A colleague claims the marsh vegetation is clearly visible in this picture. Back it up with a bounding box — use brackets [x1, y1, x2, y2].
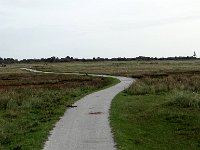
[0, 73, 115, 149]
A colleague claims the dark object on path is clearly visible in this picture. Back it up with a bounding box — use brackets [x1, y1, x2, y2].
[89, 112, 103, 115]
[85, 73, 88, 76]
[67, 105, 77, 108]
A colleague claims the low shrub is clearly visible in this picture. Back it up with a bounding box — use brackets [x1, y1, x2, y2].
[0, 97, 10, 110]
[126, 74, 200, 95]
[167, 91, 200, 108]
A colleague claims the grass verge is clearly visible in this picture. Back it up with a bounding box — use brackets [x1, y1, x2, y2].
[111, 74, 200, 150]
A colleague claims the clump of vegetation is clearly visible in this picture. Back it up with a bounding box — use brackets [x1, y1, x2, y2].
[126, 74, 200, 95]
[126, 73, 200, 109]
[126, 79, 168, 95]
[0, 73, 115, 150]
[167, 91, 200, 108]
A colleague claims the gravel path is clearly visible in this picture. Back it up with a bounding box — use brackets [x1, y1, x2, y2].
[21, 68, 133, 150]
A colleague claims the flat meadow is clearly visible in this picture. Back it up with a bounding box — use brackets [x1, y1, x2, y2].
[1, 60, 200, 149]
[28, 60, 200, 77]
[111, 74, 200, 149]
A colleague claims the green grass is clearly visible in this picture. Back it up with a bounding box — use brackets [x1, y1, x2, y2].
[111, 74, 200, 150]
[0, 73, 118, 150]
[111, 92, 200, 150]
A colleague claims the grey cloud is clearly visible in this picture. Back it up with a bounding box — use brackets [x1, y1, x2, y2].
[108, 15, 200, 31]
[0, 0, 200, 59]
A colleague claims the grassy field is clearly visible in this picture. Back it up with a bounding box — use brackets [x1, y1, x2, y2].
[0, 72, 117, 150]
[28, 60, 200, 78]
[1, 60, 200, 149]
[111, 73, 200, 150]
[0, 64, 30, 74]
[3, 60, 200, 76]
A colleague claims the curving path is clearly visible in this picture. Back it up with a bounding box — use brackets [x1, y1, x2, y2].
[21, 68, 133, 150]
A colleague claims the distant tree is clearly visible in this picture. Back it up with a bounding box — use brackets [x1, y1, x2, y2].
[0, 57, 3, 63]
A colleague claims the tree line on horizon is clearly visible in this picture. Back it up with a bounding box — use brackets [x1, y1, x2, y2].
[0, 55, 198, 65]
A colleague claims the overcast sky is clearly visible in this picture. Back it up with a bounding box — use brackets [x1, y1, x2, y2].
[0, 0, 200, 59]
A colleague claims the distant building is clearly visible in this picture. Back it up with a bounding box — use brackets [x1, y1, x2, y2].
[193, 51, 197, 57]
